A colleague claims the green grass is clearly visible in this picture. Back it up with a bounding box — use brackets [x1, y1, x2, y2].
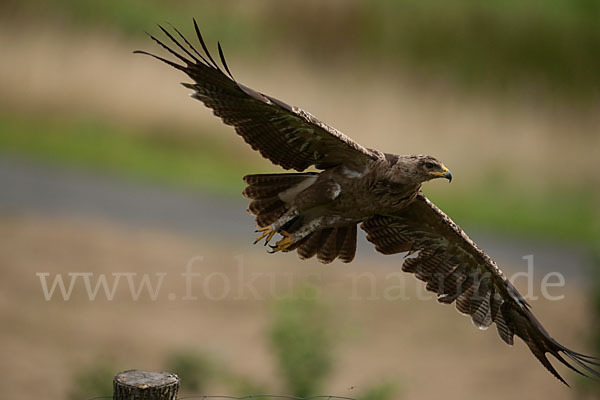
[0, 113, 268, 195]
[428, 185, 599, 246]
[1, 112, 598, 245]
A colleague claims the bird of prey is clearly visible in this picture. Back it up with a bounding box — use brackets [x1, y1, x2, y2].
[136, 20, 599, 385]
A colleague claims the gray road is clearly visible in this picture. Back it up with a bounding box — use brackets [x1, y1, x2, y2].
[0, 155, 593, 280]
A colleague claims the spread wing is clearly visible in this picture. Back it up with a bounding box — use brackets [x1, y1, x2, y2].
[135, 21, 380, 172]
[361, 193, 600, 385]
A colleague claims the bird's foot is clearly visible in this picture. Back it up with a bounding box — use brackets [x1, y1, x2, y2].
[254, 225, 277, 245]
[268, 231, 293, 253]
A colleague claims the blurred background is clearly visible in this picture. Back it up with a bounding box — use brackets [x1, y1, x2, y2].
[0, 1, 599, 399]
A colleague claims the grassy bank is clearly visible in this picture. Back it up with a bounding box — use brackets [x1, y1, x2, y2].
[0, 113, 269, 195]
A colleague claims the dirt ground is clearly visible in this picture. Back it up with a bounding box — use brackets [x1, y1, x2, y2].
[0, 213, 593, 399]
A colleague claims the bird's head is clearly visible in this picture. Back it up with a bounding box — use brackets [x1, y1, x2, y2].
[392, 155, 452, 185]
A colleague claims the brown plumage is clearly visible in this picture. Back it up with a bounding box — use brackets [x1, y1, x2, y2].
[137, 21, 600, 385]
[243, 173, 316, 227]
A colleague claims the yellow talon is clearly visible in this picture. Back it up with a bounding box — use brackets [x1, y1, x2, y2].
[269, 231, 293, 253]
[265, 230, 276, 245]
[254, 225, 276, 245]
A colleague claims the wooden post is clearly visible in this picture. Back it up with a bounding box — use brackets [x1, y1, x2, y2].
[113, 370, 180, 400]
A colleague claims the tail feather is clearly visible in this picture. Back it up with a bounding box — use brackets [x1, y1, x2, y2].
[297, 231, 323, 260]
[338, 225, 357, 263]
[243, 173, 316, 228]
[243, 184, 294, 199]
[248, 197, 286, 214]
[252, 198, 287, 227]
[243, 173, 317, 186]
[296, 226, 357, 264]
[284, 233, 309, 253]
[334, 226, 348, 259]
[317, 228, 337, 264]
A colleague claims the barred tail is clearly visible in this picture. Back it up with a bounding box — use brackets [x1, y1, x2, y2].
[292, 225, 357, 264]
[242, 173, 317, 227]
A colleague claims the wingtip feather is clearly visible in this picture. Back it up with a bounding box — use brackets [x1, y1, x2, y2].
[217, 41, 235, 80]
[193, 19, 220, 70]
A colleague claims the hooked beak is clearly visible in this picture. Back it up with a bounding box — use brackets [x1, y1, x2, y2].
[429, 166, 453, 182]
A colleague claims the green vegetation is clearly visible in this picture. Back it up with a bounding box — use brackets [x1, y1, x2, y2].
[360, 382, 398, 400]
[0, 112, 268, 195]
[269, 288, 335, 397]
[428, 184, 600, 246]
[267, 287, 398, 399]
[69, 358, 115, 400]
[163, 349, 268, 396]
[165, 350, 216, 393]
[4, 0, 599, 99]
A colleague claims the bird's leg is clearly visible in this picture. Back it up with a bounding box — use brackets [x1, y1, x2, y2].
[269, 215, 337, 254]
[267, 214, 352, 255]
[253, 209, 299, 246]
[268, 230, 293, 253]
[273, 209, 299, 231]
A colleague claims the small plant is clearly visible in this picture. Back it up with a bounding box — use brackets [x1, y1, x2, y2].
[165, 349, 216, 393]
[221, 373, 269, 397]
[269, 287, 335, 397]
[69, 358, 115, 400]
[359, 381, 398, 400]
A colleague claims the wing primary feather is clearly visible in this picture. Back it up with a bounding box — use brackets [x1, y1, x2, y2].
[158, 24, 201, 64]
[193, 18, 220, 70]
[166, 22, 211, 66]
[553, 353, 586, 377]
[559, 348, 600, 361]
[132, 50, 186, 72]
[561, 349, 600, 375]
[147, 33, 192, 65]
[562, 354, 597, 378]
[217, 41, 235, 80]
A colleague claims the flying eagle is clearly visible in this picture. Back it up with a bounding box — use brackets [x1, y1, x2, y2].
[136, 21, 599, 385]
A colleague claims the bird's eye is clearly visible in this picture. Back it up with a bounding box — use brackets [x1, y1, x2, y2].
[424, 162, 435, 169]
